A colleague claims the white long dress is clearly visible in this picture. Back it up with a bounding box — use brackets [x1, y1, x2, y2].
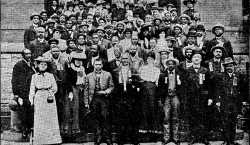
[29, 72, 62, 145]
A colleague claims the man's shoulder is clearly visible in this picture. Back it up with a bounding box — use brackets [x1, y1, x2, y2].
[14, 60, 26, 68]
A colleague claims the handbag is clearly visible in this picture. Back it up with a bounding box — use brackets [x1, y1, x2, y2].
[47, 91, 54, 103]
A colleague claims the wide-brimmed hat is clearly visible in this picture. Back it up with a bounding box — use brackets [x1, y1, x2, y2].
[45, 19, 56, 25]
[183, 0, 197, 5]
[167, 3, 175, 7]
[48, 38, 59, 45]
[196, 24, 206, 32]
[173, 24, 183, 31]
[116, 21, 125, 27]
[210, 45, 226, 53]
[212, 23, 225, 34]
[96, 26, 105, 33]
[34, 56, 51, 62]
[96, 0, 106, 5]
[165, 57, 179, 65]
[179, 14, 191, 22]
[30, 12, 41, 20]
[223, 57, 236, 66]
[70, 51, 87, 60]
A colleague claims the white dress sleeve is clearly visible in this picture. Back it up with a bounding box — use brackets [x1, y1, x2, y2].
[29, 74, 36, 104]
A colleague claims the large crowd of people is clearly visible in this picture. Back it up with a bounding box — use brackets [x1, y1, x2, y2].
[9, 0, 249, 145]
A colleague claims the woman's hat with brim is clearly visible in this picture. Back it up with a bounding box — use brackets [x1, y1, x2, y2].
[212, 23, 225, 34]
[116, 21, 126, 28]
[179, 14, 191, 22]
[45, 19, 56, 25]
[223, 57, 236, 66]
[96, 0, 106, 5]
[35, 56, 51, 62]
[165, 57, 179, 65]
[173, 24, 183, 32]
[30, 12, 42, 20]
[167, 3, 175, 7]
[210, 45, 226, 54]
[70, 51, 87, 60]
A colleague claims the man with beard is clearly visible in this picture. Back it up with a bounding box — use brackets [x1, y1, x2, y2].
[24, 12, 41, 48]
[179, 45, 194, 70]
[204, 45, 226, 133]
[213, 57, 240, 145]
[208, 23, 233, 60]
[11, 49, 36, 139]
[28, 26, 50, 61]
[84, 59, 114, 145]
[186, 51, 211, 145]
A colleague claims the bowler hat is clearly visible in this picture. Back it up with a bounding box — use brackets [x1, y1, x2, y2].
[196, 24, 205, 32]
[165, 57, 179, 65]
[30, 12, 41, 20]
[212, 23, 225, 34]
[183, 0, 197, 5]
[48, 38, 59, 45]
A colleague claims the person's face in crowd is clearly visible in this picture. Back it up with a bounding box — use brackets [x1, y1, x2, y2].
[48, 22, 55, 28]
[125, 31, 132, 39]
[160, 52, 169, 64]
[213, 49, 223, 59]
[79, 4, 84, 10]
[91, 45, 99, 57]
[159, 31, 166, 39]
[166, 40, 173, 47]
[97, 30, 105, 38]
[154, 19, 161, 26]
[74, 59, 83, 67]
[117, 24, 124, 32]
[59, 15, 66, 23]
[171, 11, 178, 18]
[164, 20, 171, 26]
[180, 17, 189, 24]
[95, 11, 101, 17]
[77, 16, 83, 25]
[111, 36, 119, 46]
[57, 6, 64, 15]
[37, 27, 45, 39]
[185, 49, 193, 60]
[174, 27, 181, 35]
[187, 2, 194, 9]
[121, 55, 129, 66]
[136, 19, 143, 26]
[69, 41, 76, 48]
[99, 19, 106, 27]
[197, 30, 205, 38]
[143, 30, 149, 37]
[52, 0, 57, 6]
[106, 15, 112, 22]
[167, 60, 176, 71]
[77, 35, 86, 45]
[68, 6, 74, 11]
[82, 25, 88, 32]
[32, 16, 40, 24]
[106, 28, 112, 35]
[41, 13, 48, 21]
[51, 47, 60, 59]
[225, 64, 234, 73]
[66, 20, 73, 29]
[79, 26, 84, 32]
[38, 62, 48, 72]
[126, 22, 133, 29]
[164, 12, 171, 19]
[192, 54, 202, 65]
[187, 36, 196, 45]
[92, 34, 99, 44]
[131, 35, 139, 44]
[23, 49, 32, 62]
[147, 56, 155, 65]
[87, 15, 93, 24]
[167, 6, 173, 11]
[145, 15, 152, 23]
[53, 30, 61, 39]
[149, 39, 157, 49]
[70, 16, 77, 25]
[214, 27, 224, 37]
[94, 60, 103, 72]
[112, 20, 117, 26]
[129, 46, 137, 56]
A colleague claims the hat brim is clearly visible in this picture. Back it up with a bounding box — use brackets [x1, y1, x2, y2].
[165, 58, 179, 65]
[30, 15, 41, 20]
[212, 26, 224, 34]
[48, 40, 59, 45]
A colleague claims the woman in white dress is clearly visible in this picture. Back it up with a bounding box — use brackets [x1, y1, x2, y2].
[29, 56, 62, 145]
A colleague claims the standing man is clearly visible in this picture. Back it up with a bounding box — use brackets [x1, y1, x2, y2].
[208, 23, 234, 60]
[24, 12, 41, 48]
[11, 49, 36, 139]
[84, 59, 114, 145]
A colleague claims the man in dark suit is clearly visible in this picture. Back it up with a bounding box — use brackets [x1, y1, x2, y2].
[84, 58, 114, 145]
[11, 49, 36, 139]
[24, 12, 41, 48]
[207, 23, 234, 60]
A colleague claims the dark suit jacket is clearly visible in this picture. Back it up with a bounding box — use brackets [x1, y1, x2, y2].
[24, 26, 37, 48]
[84, 70, 114, 105]
[11, 60, 36, 100]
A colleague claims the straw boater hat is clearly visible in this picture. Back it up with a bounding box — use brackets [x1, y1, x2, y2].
[35, 56, 51, 62]
[212, 23, 225, 34]
[179, 14, 191, 22]
[165, 57, 179, 65]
